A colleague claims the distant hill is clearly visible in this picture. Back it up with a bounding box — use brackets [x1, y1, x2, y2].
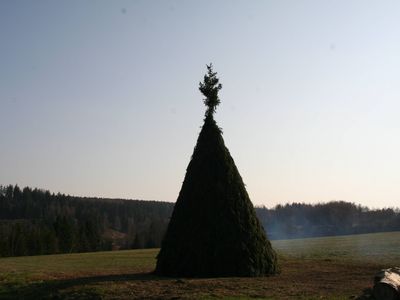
[0, 184, 173, 257]
[256, 201, 400, 240]
[1, 184, 399, 257]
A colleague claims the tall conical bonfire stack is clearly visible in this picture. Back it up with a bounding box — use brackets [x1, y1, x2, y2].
[155, 64, 278, 277]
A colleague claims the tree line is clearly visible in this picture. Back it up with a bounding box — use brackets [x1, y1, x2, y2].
[0, 184, 399, 257]
[257, 201, 400, 240]
[0, 185, 173, 257]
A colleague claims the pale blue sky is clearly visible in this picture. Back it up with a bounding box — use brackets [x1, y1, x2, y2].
[1, 1, 400, 208]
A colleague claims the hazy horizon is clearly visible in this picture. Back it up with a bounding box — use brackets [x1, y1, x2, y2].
[1, 1, 400, 208]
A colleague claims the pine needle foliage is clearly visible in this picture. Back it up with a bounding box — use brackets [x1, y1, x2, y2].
[199, 63, 222, 118]
[155, 65, 278, 277]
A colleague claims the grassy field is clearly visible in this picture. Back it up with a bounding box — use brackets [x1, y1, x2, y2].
[0, 231, 399, 299]
[273, 231, 400, 265]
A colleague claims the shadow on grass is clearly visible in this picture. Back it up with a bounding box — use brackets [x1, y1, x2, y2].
[0, 271, 375, 300]
[356, 288, 375, 300]
[0, 272, 166, 300]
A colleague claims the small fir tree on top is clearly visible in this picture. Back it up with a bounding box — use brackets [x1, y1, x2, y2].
[199, 63, 222, 118]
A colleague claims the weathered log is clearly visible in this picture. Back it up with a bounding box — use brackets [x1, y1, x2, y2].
[373, 267, 400, 300]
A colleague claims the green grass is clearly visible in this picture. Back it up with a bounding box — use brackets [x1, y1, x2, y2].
[0, 231, 399, 299]
[0, 249, 155, 278]
[0, 249, 157, 299]
[272, 231, 400, 265]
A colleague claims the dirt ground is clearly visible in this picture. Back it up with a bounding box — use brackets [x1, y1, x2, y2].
[4, 256, 380, 299]
[94, 257, 380, 299]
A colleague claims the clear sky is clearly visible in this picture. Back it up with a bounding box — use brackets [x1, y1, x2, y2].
[1, 1, 399, 208]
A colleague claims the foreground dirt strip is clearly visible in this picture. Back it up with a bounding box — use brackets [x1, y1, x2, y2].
[22, 257, 382, 299]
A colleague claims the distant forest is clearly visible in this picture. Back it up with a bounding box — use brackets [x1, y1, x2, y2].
[0, 184, 399, 257]
[0, 185, 172, 257]
[259, 202, 400, 240]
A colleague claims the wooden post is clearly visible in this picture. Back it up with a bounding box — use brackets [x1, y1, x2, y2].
[373, 267, 400, 300]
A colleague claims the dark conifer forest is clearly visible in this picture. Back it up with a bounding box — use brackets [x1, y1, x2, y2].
[0, 184, 399, 258]
[0, 184, 173, 257]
